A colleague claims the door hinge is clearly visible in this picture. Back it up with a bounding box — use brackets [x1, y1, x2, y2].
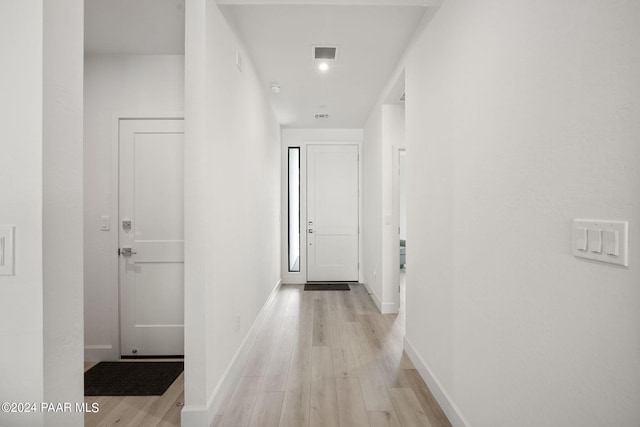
[117, 248, 121, 256]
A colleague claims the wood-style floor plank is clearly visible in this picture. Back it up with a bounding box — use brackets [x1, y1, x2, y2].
[309, 376, 340, 427]
[390, 387, 433, 427]
[312, 297, 330, 347]
[279, 332, 312, 427]
[346, 322, 394, 412]
[335, 376, 370, 427]
[218, 375, 262, 427]
[85, 282, 451, 427]
[329, 321, 359, 378]
[279, 384, 310, 427]
[368, 410, 402, 427]
[248, 391, 284, 427]
[261, 317, 296, 392]
[404, 369, 453, 427]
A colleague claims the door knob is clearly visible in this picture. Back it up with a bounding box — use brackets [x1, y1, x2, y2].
[120, 247, 137, 256]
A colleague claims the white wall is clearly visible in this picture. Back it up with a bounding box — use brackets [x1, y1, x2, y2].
[43, 0, 84, 425]
[363, 101, 406, 313]
[363, 109, 383, 304]
[84, 54, 184, 360]
[182, 1, 281, 424]
[399, 0, 640, 426]
[280, 128, 364, 285]
[1, 2, 84, 426]
[0, 3, 45, 425]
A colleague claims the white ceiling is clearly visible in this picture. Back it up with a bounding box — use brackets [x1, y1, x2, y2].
[85, 0, 434, 128]
[85, 0, 185, 55]
[221, 4, 426, 127]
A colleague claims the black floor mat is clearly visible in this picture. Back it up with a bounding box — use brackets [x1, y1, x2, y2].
[304, 283, 351, 291]
[84, 361, 183, 396]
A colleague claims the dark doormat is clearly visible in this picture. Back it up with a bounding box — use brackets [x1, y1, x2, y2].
[304, 283, 351, 291]
[84, 361, 183, 396]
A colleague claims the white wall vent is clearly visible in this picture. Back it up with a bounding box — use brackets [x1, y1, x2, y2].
[314, 113, 330, 120]
[313, 45, 339, 61]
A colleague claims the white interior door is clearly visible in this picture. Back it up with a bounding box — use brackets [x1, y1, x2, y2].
[119, 118, 184, 356]
[307, 144, 359, 281]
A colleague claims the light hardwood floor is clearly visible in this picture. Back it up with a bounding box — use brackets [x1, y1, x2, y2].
[214, 282, 451, 427]
[84, 278, 450, 427]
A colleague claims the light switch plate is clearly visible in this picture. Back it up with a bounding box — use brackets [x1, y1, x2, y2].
[101, 215, 110, 231]
[0, 226, 15, 275]
[573, 219, 628, 267]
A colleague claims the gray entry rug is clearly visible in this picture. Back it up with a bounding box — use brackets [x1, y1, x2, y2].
[84, 361, 183, 396]
[304, 283, 351, 291]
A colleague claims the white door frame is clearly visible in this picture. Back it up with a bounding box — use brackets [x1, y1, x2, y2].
[281, 139, 363, 285]
[95, 112, 184, 361]
[392, 147, 406, 312]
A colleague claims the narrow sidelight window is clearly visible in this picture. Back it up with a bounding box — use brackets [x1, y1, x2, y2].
[288, 147, 301, 272]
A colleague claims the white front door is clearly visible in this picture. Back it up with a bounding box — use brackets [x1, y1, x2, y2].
[119, 119, 184, 356]
[307, 144, 359, 281]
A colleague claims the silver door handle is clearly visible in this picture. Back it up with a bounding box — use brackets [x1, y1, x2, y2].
[120, 247, 137, 256]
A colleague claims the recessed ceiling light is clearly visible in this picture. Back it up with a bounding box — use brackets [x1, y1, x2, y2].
[318, 62, 329, 72]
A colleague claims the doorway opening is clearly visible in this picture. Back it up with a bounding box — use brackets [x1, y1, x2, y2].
[398, 149, 407, 322]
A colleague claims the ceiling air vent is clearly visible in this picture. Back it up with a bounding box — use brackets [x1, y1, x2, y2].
[314, 113, 330, 120]
[313, 45, 339, 61]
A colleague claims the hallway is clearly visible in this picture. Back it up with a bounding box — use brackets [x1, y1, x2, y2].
[214, 284, 450, 427]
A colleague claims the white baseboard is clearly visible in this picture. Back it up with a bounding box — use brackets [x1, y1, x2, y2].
[362, 280, 382, 311]
[84, 344, 117, 362]
[381, 302, 398, 314]
[362, 280, 398, 314]
[403, 336, 471, 427]
[181, 279, 282, 427]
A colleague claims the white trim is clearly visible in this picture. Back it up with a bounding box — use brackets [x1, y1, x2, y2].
[361, 279, 374, 297]
[280, 133, 364, 285]
[363, 280, 397, 314]
[181, 279, 283, 426]
[216, 0, 442, 5]
[84, 345, 114, 362]
[403, 336, 471, 427]
[364, 279, 382, 311]
[381, 302, 398, 314]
